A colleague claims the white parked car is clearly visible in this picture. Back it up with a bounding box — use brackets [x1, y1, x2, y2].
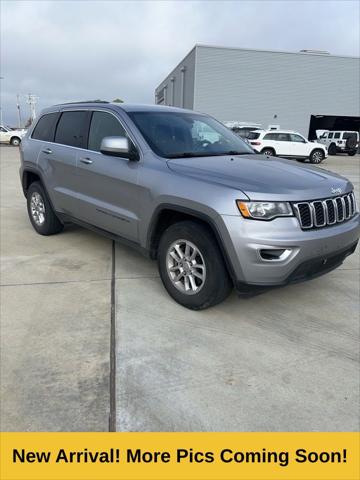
[224, 121, 261, 139]
[247, 129, 328, 164]
[0, 125, 27, 146]
[317, 131, 359, 156]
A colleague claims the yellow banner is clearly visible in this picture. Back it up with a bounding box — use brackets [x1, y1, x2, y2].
[1, 432, 359, 480]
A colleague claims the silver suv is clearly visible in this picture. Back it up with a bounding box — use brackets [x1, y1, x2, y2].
[20, 103, 360, 309]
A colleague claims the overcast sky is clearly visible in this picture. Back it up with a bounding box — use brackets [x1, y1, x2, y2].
[1, 0, 359, 125]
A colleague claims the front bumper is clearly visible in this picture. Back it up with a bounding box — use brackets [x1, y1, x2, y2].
[221, 213, 360, 287]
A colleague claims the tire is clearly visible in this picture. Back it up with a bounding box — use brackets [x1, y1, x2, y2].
[27, 181, 64, 235]
[348, 150, 357, 156]
[309, 149, 325, 164]
[158, 220, 232, 310]
[261, 148, 275, 156]
[10, 137, 21, 146]
[328, 143, 337, 155]
[345, 135, 357, 150]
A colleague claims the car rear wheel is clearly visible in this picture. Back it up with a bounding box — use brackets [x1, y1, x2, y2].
[158, 221, 232, 310]
[10, 137, 20, 146]
[261, 148, 275, 156]
[27, 181, 64, 235]
[309, 149, 324, 164]
[348, 150, 357, 156]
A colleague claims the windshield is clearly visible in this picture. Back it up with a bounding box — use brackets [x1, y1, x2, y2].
[128, 111, 255, 158]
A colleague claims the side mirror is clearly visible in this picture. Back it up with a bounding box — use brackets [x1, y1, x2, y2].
[100, 136, 139, 161]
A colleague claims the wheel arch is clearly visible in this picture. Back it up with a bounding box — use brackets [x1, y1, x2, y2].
[261, 146, 276, 155]
[146, 204, 236, 283]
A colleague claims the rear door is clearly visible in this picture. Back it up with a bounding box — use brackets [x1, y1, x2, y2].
[274, 133, 292, 156]
[37, 110, 90, 214]
[289, 133, 309, 157]
[73, 110, 141, 241]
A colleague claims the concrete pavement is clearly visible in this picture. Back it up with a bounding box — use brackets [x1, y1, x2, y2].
[1, 146, 359, 431]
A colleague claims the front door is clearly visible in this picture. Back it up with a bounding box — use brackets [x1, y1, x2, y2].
[73, 110, 141, 242]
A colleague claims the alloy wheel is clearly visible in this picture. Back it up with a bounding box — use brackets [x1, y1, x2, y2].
[166, 239, 206, 295]
[30, 192, 46, 226]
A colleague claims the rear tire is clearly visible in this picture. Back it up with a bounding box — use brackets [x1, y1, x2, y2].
[309, 149, 324, 164]
[348, 150, 357, 156]
[27, 181, 64, 235]
[261, 148, 275, 156]
[10, 137, 20, 146]
[158, 221, 232, 310]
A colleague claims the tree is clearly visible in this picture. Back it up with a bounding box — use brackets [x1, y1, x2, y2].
[112, 98, 124, 103]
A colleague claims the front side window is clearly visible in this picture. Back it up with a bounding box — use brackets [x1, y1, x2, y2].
[88, 111, 126, 151]
[290, 134, 306, 143]
[55, 111, 88, 147]
[328, 132, 334, 139]
[32, 112, 60, 141]
[128, 111, 254, 158]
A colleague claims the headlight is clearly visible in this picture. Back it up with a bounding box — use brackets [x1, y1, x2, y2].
[236, 201, 293, 220]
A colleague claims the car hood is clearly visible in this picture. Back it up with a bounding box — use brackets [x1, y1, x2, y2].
[167, 154, 353, 201]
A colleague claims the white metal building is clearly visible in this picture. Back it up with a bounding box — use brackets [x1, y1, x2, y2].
[155, 45, 360, 139]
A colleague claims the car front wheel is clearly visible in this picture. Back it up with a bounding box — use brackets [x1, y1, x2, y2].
[309, 149, 324, 164]
[158, 221, 232, 310]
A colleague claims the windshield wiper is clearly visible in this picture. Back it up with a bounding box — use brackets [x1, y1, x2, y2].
[220, 150, 255, 155]
[167, 152, 213, 158]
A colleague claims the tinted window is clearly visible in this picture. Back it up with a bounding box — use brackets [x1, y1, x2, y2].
[128, 111, 254, 158]
[88, 111, 126, 151]
[277, 133, 290, 142]
[290, 134, 306, 143]
[32, 113, 59, 141]
[328, 132, 334, 139]
[343, 132, 358, 140]
[334, 132, 341, 139]
[55, 111, 88, 147]
[248, 132, 260, 140]
[263, 133, 277, 140]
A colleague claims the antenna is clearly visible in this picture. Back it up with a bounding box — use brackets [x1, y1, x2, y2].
[26, 93, 39, 122]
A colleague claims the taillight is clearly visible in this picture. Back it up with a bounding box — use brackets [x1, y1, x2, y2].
[250, 141, 261, 145]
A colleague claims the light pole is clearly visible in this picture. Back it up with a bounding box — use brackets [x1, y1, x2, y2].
[16, 94, 22, 128]
[0, 76, 4, 125]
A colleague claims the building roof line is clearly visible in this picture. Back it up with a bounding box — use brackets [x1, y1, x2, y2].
[194, 43, 359, 60]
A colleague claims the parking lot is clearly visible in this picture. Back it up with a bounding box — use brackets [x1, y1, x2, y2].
[1, 146, 359, 432]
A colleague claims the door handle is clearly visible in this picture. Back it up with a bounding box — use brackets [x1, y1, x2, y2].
[42, 148, 52, 154]
[79, 157, 93, 165]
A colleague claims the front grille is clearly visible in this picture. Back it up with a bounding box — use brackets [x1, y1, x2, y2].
[293, 192, 357, 230]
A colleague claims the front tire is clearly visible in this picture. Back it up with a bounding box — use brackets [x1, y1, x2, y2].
[309, 149, 324, 164]
[158, 221, 232, 310]
[27, 181, 64, 235]
[328, 143, 337, 156]
[10, 137, 20, 146]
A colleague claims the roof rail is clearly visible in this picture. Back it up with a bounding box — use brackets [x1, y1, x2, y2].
[55, 100, 110, 106]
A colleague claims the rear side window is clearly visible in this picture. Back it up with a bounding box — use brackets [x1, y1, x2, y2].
[334, 132, 341, 139]
[55, 111, 88, 147]
[88, 111, 126, 151]
[248, 132, 260, 140]
[32, 113, 59, 142]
